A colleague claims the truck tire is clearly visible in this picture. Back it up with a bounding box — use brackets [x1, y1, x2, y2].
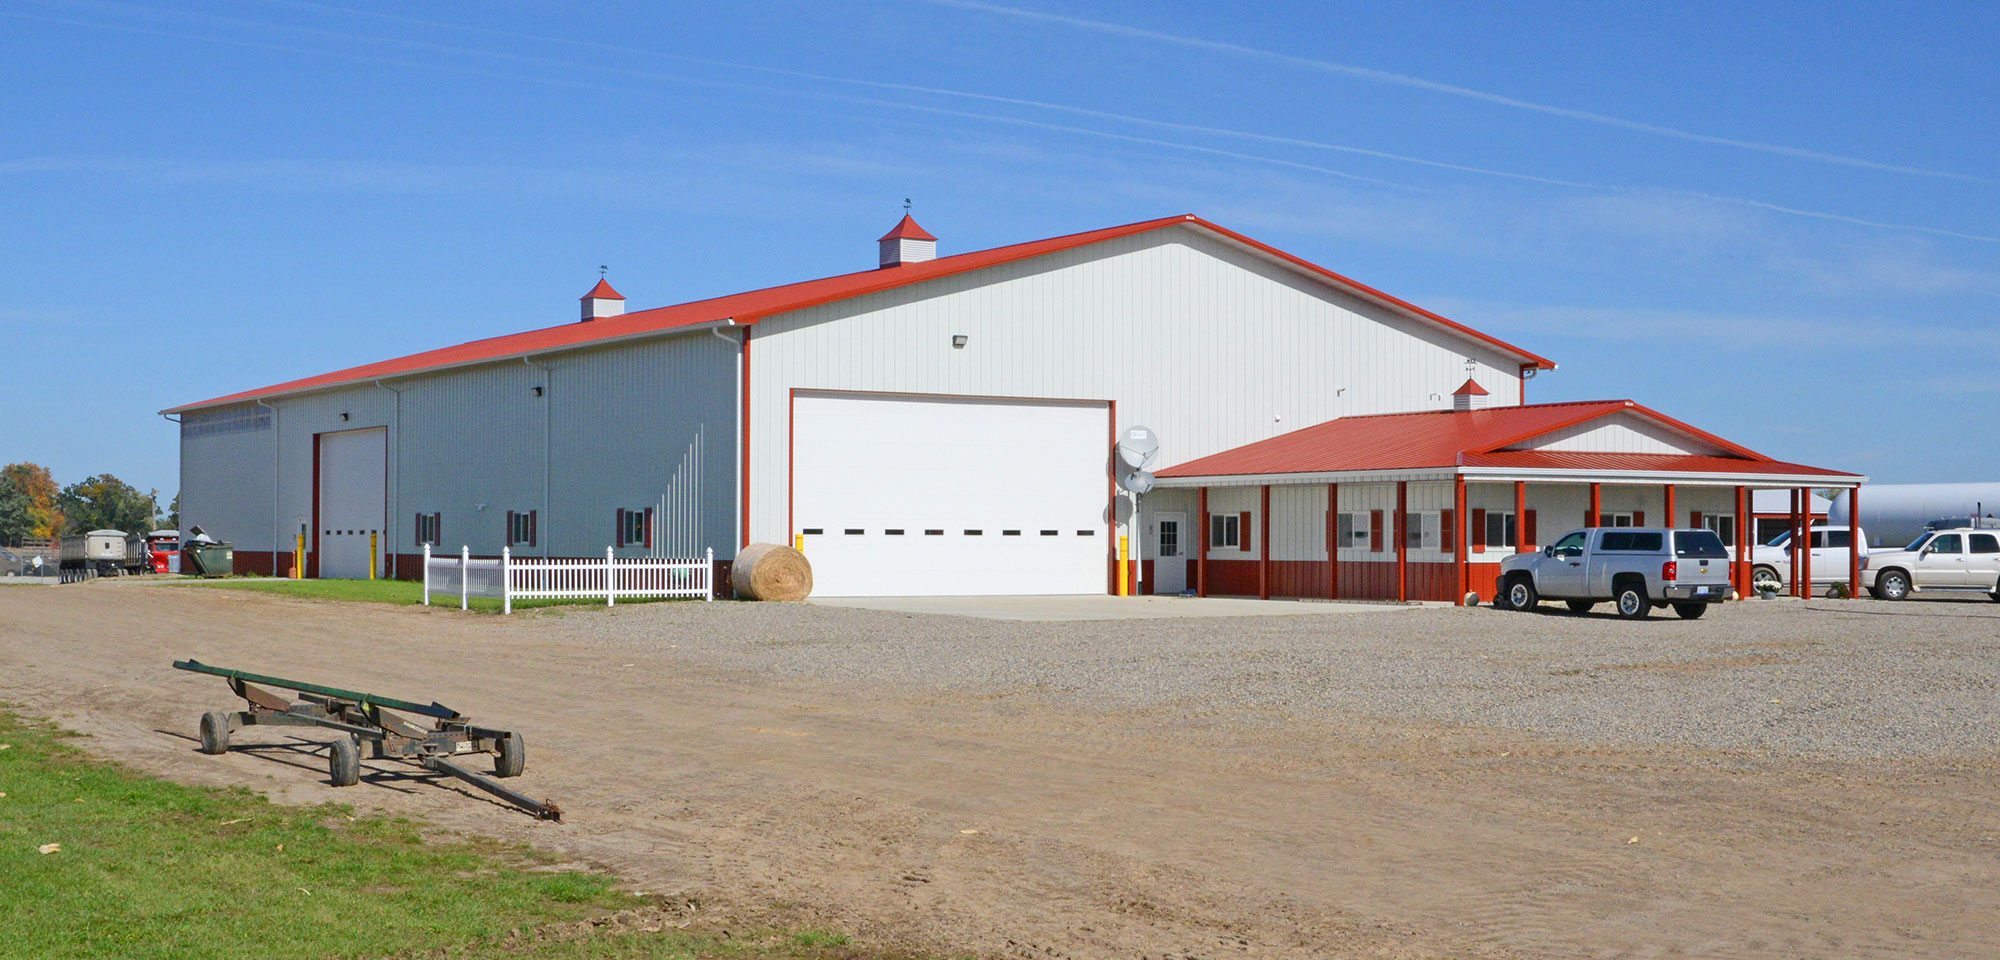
[1671, 602, 1707, 620]
[198, 711, 230, 755]
[1565, 600, 1595, 614]
[328, 738, 360, 787]
[1613, 580, 1653, 619]
[493, 732, 525, 778]
[1503, 576, 1538, 612]
[1875, 569, 1910, 601]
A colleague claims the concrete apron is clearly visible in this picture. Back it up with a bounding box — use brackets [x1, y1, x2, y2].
[808, 594, 1417, 622]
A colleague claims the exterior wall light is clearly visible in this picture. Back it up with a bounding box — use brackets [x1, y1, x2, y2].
[532, 386, 545, 397]
[952, 334, 968, 348]
[339, 412, 350, 421]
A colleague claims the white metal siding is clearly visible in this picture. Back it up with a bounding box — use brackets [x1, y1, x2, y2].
[1509, 412, 1722, 455]
[178, 405, 277, 557]
[746, 225, 1527, 545]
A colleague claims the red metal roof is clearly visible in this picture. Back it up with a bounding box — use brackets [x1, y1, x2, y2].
[579, 278, 624, 301]
[1452, 378, 1489, 396]
[1157, 401, 1862, 480]
[165, 214, 1554, 414]
[877, 214, 937, 242]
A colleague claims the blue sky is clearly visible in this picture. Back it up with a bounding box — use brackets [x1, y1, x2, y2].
[3, 0, 1996, 498]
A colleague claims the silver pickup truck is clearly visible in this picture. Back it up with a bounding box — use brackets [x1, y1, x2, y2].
[1496, 527, 1734, 619]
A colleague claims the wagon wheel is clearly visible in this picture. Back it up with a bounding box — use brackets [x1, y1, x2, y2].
[328, 738, 361, 787]
[198, 711, 231, 755]
[493, 732, 526, 778]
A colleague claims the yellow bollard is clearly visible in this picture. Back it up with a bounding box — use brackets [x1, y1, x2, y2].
[293, 532, 304, 579]
[369, 531, 378, 580]
[794, 533, 804, 555]
[1117, 535, 1130, 596]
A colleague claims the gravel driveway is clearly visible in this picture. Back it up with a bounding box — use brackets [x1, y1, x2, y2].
[563, 595, 2000, 760]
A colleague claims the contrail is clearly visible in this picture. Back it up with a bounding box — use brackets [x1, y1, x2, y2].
[16, 0, 2000, 244]
[921, 0, 1989, 185]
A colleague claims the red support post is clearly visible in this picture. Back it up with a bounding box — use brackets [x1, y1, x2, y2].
[1663, 484, 1677, 530]
[1326, 482, 1339, 600]
[1395, 481, 1409, 603]
[1258, 484, 1272, 600]
[1735, 486, 1750, 596]
[1588, 482, 1602, 528]
[1514, 481, 1528, 553]
[1790, 488, 1803, 598]
[1800, 486, 1813, 598]
[1453, 476, 1468, 604]
[1196, 487, 1209, 598]
[1848, 485, 1861, 600]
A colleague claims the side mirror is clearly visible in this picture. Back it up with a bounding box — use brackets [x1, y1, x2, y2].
[1543, 546, 1555, 558]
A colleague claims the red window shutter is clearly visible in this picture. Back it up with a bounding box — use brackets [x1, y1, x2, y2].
[1440, 509, 1454, 555]
[506, 511, 516, 546]
[1634, 510, 1646, 526]
[616, 508, 626, 546]
[1370, 509, 1383, 552]
[1203, 514, 1212, 548]
[643, 507, 654, 550]
[1238, 511, 1252, 551]
[1523, 510, 1538, 548]
[529, 510, 538, 547]
[1690, 510, 1703, 527]
[1585, 510, 1593, 528]
[1471, 508, 1487, 554]
[433, 513, 441, 544]
[413, 512, 422, 547]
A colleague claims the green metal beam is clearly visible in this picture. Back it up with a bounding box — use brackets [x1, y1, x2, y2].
[173, 659, 459, 720]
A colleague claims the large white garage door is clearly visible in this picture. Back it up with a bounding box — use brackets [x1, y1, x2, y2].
[317, 427, 386, 579]
[793, 393, 1108, 597]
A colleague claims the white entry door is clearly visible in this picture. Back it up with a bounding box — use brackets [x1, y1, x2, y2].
[318, 427, 386, 579]
[793, 392, 1109, 597]
[1153, 512, 1187, 594]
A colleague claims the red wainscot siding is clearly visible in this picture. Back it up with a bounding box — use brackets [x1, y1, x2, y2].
[1204, 559, 1262, 597]
[1205, 559, 1496, 603]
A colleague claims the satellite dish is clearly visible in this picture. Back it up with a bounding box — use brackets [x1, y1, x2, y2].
[1119, 469, 1156, 495]
[1116, 425, 1160, 469]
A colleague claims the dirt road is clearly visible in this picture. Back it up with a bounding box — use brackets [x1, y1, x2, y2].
[3, 583, 1996, 959]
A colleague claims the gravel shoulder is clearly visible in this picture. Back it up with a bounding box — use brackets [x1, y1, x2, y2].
[2, 583, 1997, 960]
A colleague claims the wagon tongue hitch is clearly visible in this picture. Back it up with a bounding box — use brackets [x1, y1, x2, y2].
[172, 658, 562, 822]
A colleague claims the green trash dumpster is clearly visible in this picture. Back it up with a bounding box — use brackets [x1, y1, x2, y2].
[184, 542, 234, 577]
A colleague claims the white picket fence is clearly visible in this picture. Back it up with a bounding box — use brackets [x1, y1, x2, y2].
[422, 545, 714, 613]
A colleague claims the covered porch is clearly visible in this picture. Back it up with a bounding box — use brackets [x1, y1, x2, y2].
[1144, 399, 1865, 604]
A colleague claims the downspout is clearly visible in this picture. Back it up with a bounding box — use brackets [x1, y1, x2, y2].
[373, 379, 402, 576]
[709, 319, 741, 552]
[161, 413, 182, 542]
[255, 398, 280, 575]
[522, 356, 551, 557]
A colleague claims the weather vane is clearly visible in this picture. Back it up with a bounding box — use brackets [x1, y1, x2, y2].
[903, 198, 912, 214]
[599, 264, 607, 278]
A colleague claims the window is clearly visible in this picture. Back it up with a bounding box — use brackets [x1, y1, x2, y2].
[1406, 512, 1439, 551]
[1484, 511, 1516, 550]
[1700, 514, 1735, 544]
[1674, 530, 1729, 559]
[1600, 512, 1635, 528]
[1972, 534, 2000, 554]
[616, 508, 651, 548]
[413, 512, 441, 546]
[1822, 529, 1853, 549]
[505, 509, 537, 547]
[1210, 513, 1240, 549]
[1157, 520, 1178, 558]
[1551, 531, 1588, 558]
[1336, 512, 1371, 550]
[1927, 534, 1963, 554]
[1598, 531, 1662, 552]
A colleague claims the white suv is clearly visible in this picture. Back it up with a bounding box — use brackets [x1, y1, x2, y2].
[1859, 526, 2000, 601]
[1750, 524, 1868, 592]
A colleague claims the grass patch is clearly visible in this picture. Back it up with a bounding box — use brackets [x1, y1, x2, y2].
[180, 577, 698, 613]
[0, 710, 897, 959]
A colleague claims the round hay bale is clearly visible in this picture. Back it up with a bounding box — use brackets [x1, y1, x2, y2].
[731, 543, 813, 601]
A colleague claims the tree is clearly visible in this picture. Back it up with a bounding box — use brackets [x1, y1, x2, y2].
[0, 475, 31, 547]
[0, 463, 61, 538]
[165, 491, 180, 530]
[55, 474, 159, 536]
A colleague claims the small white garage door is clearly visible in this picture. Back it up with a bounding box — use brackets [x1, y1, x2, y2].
[317, 427, 386, 579]
[793, 393, 1108, 597]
